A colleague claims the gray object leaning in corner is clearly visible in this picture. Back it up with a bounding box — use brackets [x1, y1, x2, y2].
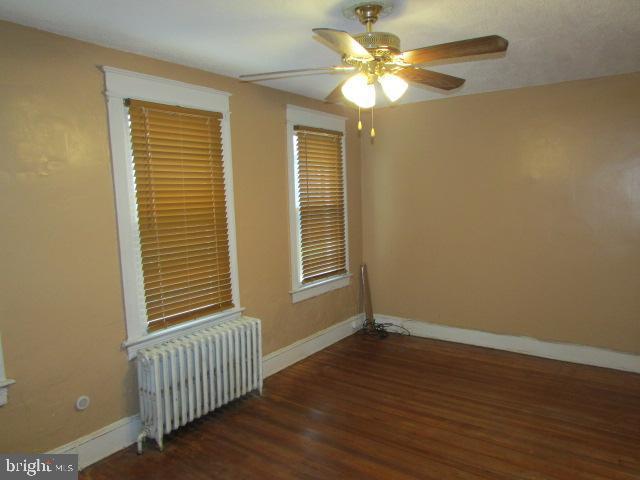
[360, 264, 375, 330]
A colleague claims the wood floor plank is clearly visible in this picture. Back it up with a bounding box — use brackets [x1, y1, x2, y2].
[81, 333, 640, 480]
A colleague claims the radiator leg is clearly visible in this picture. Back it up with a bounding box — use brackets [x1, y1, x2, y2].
[136, 428, 149, 455]
[157, 435, 164, 452]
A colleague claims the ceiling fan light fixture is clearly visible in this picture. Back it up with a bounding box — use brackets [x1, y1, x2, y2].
[379, 73, 408, 102]
[341, 73, 376, 109]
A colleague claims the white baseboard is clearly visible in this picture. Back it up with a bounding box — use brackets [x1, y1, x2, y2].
[49, 414, 141, 470]
[49, 313, 363, 469]
[263, 313, 363, 377]
[376, 314, 640, 373]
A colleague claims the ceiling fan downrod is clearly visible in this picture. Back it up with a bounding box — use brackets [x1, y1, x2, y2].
[354, 3, 383, 33]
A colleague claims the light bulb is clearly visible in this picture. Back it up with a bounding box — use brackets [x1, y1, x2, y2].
[379, 73, 409, 102]
[341, 73, 376, 109]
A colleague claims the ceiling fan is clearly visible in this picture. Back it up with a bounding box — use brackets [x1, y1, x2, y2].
[240, 1, 508, 135]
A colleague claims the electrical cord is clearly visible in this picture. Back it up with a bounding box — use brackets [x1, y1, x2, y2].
[359, 319, 411, 338]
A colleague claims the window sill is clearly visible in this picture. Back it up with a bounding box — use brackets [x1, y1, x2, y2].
[0, 378, 15, 407]
[290, 274, 352, 303]
[123, 306, 244, 360]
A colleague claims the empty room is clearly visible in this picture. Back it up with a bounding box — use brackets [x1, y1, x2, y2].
[1, 0, 639, 478]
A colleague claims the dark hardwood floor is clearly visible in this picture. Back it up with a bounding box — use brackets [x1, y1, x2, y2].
[81, 333, 640, 479]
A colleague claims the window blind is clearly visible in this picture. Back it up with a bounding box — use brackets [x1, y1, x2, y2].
[127, 99, 233, 332]
[294, 125, 347, 284]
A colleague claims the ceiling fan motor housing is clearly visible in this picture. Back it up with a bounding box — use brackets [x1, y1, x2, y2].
[353, 31, 401, 54]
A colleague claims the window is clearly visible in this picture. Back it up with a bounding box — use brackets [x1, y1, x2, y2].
[286, 106, 350, 303]
[127, 100, 233, 332]
[104, 68, 241, 357]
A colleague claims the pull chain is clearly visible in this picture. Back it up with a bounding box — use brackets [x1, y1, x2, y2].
[357, 106, 363, 132]
[370, 107, 376, 139]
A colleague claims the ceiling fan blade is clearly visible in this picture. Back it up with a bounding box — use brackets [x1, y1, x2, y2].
[313, 28, 373, 61]
[402, 35, 508, 65]
[325, 79, 348, 104]
[396, 68, 465, 91]
[239, 66, 354, 82]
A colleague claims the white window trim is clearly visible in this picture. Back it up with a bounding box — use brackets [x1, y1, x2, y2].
[286, 105, 350, 303]
[103, 67, 242, 359]
[0, 333, 15, 406]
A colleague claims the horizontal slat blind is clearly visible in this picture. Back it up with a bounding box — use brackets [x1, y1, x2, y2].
[294, 125, 347, 284]
[127, 99, 233, 332]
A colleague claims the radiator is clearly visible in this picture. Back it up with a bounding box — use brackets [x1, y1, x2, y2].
[136, 316, 262, 452]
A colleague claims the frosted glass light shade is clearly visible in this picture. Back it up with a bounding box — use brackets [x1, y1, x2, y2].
[341, 73, 376, 109]
[379, 73, 409, 102]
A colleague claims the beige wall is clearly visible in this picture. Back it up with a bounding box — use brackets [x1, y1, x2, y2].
[0, 21, 362, 452]
[362, 72, 640, 354]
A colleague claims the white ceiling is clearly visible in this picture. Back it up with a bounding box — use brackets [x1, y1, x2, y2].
[1, 0, 639, 105]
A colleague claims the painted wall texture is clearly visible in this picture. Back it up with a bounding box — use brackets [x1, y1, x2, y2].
[362, 72, 640, 355]
[0, 21, 362, 452]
